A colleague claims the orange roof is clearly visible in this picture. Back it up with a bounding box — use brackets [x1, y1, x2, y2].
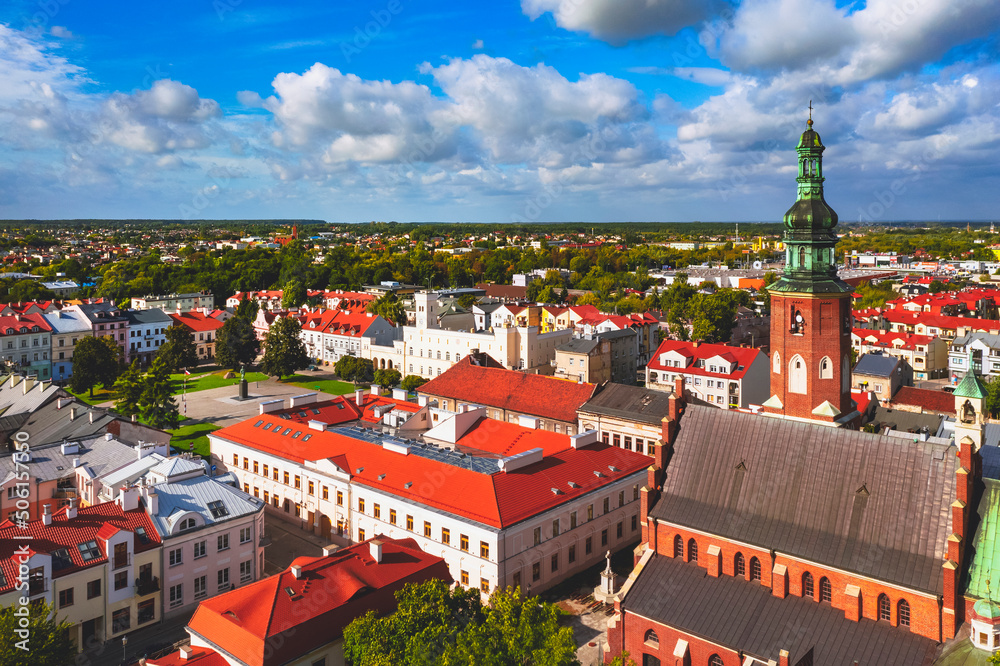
[184, 537, 451, 666]
[418, 356, 596, 423]
[146, 647, 230, 666]
[212, 415, 649, 529]
[648, 340, 763, 380]
[169, 311, 225, 332]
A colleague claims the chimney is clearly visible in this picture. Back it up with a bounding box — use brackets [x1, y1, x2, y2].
[370, 384, 381, 397]
[291, 564, 303, 579]
[56, 397, 65, 409]
[692, 340, 700, 348]
[66, 498, 77, 520]
[70, 406, 77, 421]
[72, 457, 81, 468]
[132, 414, 137, 423]
[370, 539, 383, 563]
[118, 486, 140, 511]
[355, 389, 364, 407]
[89, 410, 95, 424]
[178, 646, 193, 660]
[146, 490, 158, 516]
[42, 504, 52, 526]
[22, 376, 35, 394]
[779, 650, 790, 666]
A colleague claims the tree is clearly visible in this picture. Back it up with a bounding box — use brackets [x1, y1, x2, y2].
[215, 316, 261, 371]
[234, 296, 260, 321]
[401, 374, 428, 392]
[281, 279, 308, 309]
[608, 652, 638, 666]
[367, 293, 406, 326]
[456, 293, 478, 309]
[0, 601, 76, 665]
[69, 335, 120, 397]
[335, 355, 374, 385]
[374, 368, 402, 388]
[140, 357, 180, 430]
[158, 324, 198, 373]
[342, 580, 578, 666]
[260, 316, 310, 378]
[112, 360, 145, 418]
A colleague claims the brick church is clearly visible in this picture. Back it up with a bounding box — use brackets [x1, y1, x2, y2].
[604, 115, 986, 665]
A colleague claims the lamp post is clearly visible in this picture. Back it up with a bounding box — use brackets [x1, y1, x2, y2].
[122, 636, 127, 665]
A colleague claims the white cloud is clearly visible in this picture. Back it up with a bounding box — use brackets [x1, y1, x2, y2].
[472, 39, 484, 49]
[521, 0, 712, 42]
[50, 26, 74, 39]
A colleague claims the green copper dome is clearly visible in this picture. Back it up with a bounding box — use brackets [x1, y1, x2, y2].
[797, 127, 822, 149]
[974, 598, 1000, 621]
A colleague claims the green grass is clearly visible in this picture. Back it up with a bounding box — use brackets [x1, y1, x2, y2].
[67, 385, 115, 405]
[169, 370, 269, 394]
[282, 375, 358, 395]
[168, 421, 221, 458]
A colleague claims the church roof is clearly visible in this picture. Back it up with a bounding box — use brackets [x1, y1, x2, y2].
[649, 405, 957, 595]
[955, 370, 987, 400]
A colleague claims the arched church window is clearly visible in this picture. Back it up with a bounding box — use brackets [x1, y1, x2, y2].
[789, 355, 807, 394]
[798, 246, 806, 268]
[819, 356, 833, 379]
[773, 351, 781, 374]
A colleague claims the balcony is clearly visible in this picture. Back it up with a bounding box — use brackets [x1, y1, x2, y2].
[51, 488, 77, 499]
[135, 576, 160, 596]
[112, 553, 131, 571]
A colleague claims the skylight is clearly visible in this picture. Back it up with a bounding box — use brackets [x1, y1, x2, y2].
[282, 428, 292, 436]
[78, 540, 101, 562]
[280, 414, 292, 420]
[207, 500, 229, 519]
[298, 411, 307, 418]
[302, 434, 312, 441]
[254, 420, 263, 427]
[292, 431, 302, 439]
[311, 408, 321, 415]
[263, 423, 273, 431]
[52, 548, 73, 570]
[135, 526, 149, 544]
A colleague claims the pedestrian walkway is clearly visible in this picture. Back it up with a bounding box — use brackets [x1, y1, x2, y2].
[74, 609, 194, 666]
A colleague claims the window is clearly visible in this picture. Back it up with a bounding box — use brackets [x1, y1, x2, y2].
[243, 456, 249, 470]
[406, 515, 414, 531]
[240, 527, 251, 544]
[194, 576, 207, 599]
[819, 356, 833, 379]
[232, 453, 239, 465]
[273, 468, 279, 481]
[253, 460, 259, 474]
[568, 544, 577, 563]
[461, 570, 469, 586]
[480, 541, 489, 559]
[169, 584, 183, 608]
[802, 572, 814, 598]
[442, 528, 450, 545]
[208, 500, 229, 518]
[460, 535, 469, 552]
[358, 498, 365, 513]
[789, 354, 807, 394]
[294, 475, 301, 489]
[601, 528, 608, 547]
[308, 481, 314, 495]
[52, 548, 72, 571]
[644, 629, 659, 648]
[264, 490, 270, 504]
[570, 511, 577, 529]
[87, 579, 101, 599]
[687, 538, 697, 563]
[480, 578, 490, 593]
[750, 557, 761, 582]
[218, 534, 230, 551]
[179, 517, 197, 531]
[552, 519, 559, 537]
[59, 588, 74, 608]
[532, 562, 541, 582]
[79, 540, 100, 562]
[389, 509, 397, 525]
[112, 608, 130, 633]
[603, 497, 610, 514]
[631, 514, 638, 531]
[898, 599, 910, 628]
[263, 464, 268, 477]
[819, 577, 832, 602]
[373, 503, 381, 519]
[138, 599, 155, 624]
[114, 571, 128, 591]
[674, 535, 683, 558]
[337, 490, 343, 506]
[424, 521, 432, 538]
[585, 536, 592, 555]
[878, 593, 891, 621]
[709, 656, 723, 666]
[587, 504, 594, 521]
[551, 553, 559, 572]
[534, 527, 542, 546]
[734, 553, 745, 577]
[617, 521, 623, 538]
[284, 471, 290, 485]
[218, 568, 230, 589]
[240, 560, 252, 582]
[169, 548, 183, 566]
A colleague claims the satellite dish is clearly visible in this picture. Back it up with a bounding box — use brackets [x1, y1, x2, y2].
[753, 261, 762, 270]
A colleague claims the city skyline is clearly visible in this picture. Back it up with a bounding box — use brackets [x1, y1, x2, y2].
[0, 0, 997, 223]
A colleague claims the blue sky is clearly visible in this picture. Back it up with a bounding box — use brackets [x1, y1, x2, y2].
[0, 0, 998, 222]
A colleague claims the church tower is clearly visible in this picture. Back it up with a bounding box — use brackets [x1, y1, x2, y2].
[762, 109, 858, 426]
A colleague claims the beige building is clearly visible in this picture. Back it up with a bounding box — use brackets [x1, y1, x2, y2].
[577, 382, 675, 457]
[553, 336, 611, 383]
[851, 329, 947, 381]
[131, 292, 214, 311]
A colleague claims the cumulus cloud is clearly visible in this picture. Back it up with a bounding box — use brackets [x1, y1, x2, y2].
[522, 0, 712, 42]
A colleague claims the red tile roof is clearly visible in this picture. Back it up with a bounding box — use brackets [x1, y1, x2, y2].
[269, 394, 419, 427]
[890, 386, 956, 414]
[147, 647, 230, 666]
[647, 340, 763, 380]
[183, 537, 451, 666]
[417, 356, 596, 423]
[0, 503, 160, 593]
[169, 311, 225, 332]
[212, 415, 649, 529]
[299, 308, 384, 337]
[0, 312, 52, 336]
[880, 310, 1000, 332]
[852, 328, 935, 350]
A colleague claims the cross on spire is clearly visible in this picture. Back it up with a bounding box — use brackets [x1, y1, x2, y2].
[808, 100, 813, 127]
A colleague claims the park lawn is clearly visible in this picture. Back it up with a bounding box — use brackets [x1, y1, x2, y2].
[67, 385, 115, 405]
[282, 375, 358, 395]
[169, 370, 269, 394]
[168, 421, 221, 458]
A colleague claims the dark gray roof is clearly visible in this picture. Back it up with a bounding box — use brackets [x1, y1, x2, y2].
[622, 554, 938, 666]
[650, 406, 956, 595]
[557, 337, 601, 354]
[595, 328, 636, 341]
[17, 400, 117, 446]
[868, 405, 944, 435]
[579, 383, 672, 426]
[853, 353, 902, 378]
[125, 309, 173, 324]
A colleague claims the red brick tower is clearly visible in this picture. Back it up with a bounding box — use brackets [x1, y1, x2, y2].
[761, 110, 859, 427]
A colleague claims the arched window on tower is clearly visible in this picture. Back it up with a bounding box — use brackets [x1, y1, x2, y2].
[773, 351, 781, 374]
[709, 656, 724, 666]
[798, 246, 806, 268]
[644, 629, 659, 648]
[789, 355, 807, 394]
[819, 356, 833, 379]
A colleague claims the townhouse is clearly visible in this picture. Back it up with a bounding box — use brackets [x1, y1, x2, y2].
[67, 302, 131, 363]
[851, 328, 948, 380]
[131, 292, 214, 312]
[645, 339, 768, 409]
[950, 332, 1000, 381]
[300, 308, 395, 366]
[126, 308, 173, 366]
[0, 312, 53, 379]
[169, 310, 224, 362]
[43, 308, 92, 381]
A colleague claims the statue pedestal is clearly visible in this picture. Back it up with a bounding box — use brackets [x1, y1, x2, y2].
[237, 379, 249, 401]
[593, 551, 621, 604]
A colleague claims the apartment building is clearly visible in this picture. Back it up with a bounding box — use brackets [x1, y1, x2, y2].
[130, 292, 214, 312]
[300, 308, 395, 366]
[43, 309, 92, 381]
[645, 340, 768, 409]
[852, 328, 948, 380]
[0, 312, 53, 379]
[126, 308, 173, 366]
